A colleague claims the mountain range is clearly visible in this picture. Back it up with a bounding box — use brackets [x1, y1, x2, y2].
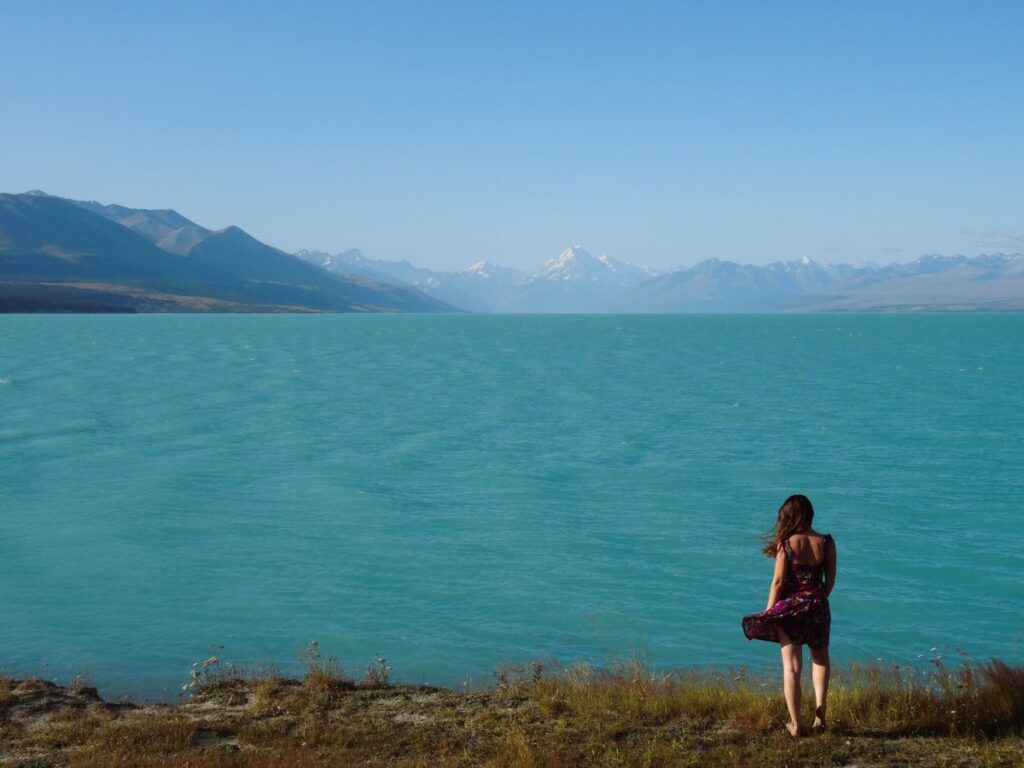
[299, 245, 1024, 313]
[2, 190, 1022, 312]
[295, 244, 663, 312]
[0, 192, 452, 313]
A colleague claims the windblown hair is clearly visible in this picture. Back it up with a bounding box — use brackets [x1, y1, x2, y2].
[762, 494, 815, 557]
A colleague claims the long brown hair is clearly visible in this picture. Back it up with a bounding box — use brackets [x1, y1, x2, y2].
[762, 494, 815, 556]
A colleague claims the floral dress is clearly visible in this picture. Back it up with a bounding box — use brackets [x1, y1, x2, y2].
[742, 534, 833, 650]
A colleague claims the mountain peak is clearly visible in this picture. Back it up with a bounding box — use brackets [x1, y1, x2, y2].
[463, 260, 528, 281]
[466, 260, 499, 275]
[528, 245, 654, 291]
[293, 248, 331, 260]
[537, 246, 600, 281]
[556, 244, 591, 260]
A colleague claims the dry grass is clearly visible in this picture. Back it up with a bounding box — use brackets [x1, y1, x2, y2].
[514, 655, 1024, 740]
[826, 657, 1024, 736]
[0, 657, 1021, 767]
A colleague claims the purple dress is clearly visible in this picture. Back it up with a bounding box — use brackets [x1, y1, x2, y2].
[742, 534, 833, 649]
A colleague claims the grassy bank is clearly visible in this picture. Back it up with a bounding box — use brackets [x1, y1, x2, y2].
[1, 653, 1022, 767]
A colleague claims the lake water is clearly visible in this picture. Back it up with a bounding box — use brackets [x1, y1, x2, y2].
[1, 314, 1021, 699]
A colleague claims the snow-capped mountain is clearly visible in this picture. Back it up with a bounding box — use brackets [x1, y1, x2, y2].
[528, 245, 656, 288]
[464, 260, 528, 282]
[296, 246, 1024, 313]
[495, 246, 661, 312]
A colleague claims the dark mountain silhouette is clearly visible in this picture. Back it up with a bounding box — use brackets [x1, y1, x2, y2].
[0, 193, 224, 285]
[188, 227, 451, 312]
[73, 200, 211, 255]
[0, 192, 454, 313]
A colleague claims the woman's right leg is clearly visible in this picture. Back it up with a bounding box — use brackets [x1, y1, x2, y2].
[809, 645, 830, 730]
[777, 626, 802, 738]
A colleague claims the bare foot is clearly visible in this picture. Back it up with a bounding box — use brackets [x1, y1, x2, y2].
[811, 706, 826, 734]
[785, 721, 801, 740]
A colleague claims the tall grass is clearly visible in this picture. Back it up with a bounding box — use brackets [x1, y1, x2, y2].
[827, 657, 1024, 736]
[514, 655, 1024, 738]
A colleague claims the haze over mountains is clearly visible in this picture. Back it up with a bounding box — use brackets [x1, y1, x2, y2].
[296, 245, 662, 312]
[299, 244, 1024, 313]
[1, 190, 1021, 312]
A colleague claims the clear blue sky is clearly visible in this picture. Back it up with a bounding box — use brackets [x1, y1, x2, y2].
[3, 1, 1023, 271]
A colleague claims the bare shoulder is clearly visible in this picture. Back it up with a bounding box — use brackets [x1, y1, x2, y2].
[811, 531, 835, 547]
[789, 531, 834, 564]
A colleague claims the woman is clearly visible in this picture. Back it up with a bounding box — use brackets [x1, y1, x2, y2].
[742, 494, 836, 739]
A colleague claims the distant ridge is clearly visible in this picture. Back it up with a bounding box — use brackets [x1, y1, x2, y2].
[498, 245, 657, 312]
[74, 199, 212, 255]
[3, 189, 1020, 312]
[296, 248, 530, 312]
[300, 245, 1024, 313]
[0, 192, 455, 313]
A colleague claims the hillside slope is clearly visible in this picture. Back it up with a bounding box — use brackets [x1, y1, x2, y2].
[0, 193, 454, 313]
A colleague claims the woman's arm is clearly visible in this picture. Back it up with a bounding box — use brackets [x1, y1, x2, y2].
[765, 549, 787, 610]
[825, 540, 837, 597]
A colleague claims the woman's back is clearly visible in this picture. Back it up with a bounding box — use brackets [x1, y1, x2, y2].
[786, 531, 831, 566]
[783, 531, 836, 599]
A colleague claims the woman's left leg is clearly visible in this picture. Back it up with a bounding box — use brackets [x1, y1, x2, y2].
[776, 625, 802, 738]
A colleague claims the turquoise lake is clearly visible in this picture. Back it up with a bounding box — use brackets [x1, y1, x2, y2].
[1, 314, 1021, 699]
